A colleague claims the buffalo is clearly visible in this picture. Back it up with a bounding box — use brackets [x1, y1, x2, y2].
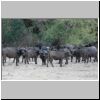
[47, 48, 71, 67]
[64, 44, 76, 62]
[21, 47, 40, 64]
[39, 46, 49, 65]
[81, 46, 98, 63]
[2, 47, 23, 66]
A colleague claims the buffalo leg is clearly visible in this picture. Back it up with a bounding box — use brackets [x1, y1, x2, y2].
[86, 57, 89, 63]
[44, 58, 46, 65]
[95, 56, 98, 62]
[89, 56, 91, 62]
[3, 56, 6, 63]
[84, 56, 87, 63]
[42, 57, 46, 65]
[59, 59, 63, 67]
[82, 55, 85, 62]
[50, 59, 54, 67]
[3, 55, 7, 66]
[65, 57, 68, 64]
[78, 57, 80, 63]
[76, 57, 78, 63]
[84, 57, 86, 63]
[47, 58, 49, 67]
[42, 59, 44, 65]
[34, 57, 37, 64]
[94, 56, 97, 62]
[16, 57, 19, 66]
[24, 57, 27, 64]
[26, 56, 29, 64]
[32, 58, 34, 61]
[84, 58, 86, 63]
[71, 56, 73, 62]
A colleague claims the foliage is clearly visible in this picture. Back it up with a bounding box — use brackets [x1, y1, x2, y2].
[2, 18, 98, 47]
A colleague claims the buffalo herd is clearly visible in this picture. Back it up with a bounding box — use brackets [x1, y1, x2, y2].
[2, 43, 98, 67]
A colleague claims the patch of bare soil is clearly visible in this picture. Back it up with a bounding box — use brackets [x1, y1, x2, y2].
[2, 58, 98, 80]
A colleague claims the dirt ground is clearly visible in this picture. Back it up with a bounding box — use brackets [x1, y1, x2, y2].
[2, 57, 98, 80]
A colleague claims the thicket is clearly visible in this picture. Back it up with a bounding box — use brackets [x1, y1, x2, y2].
[2, 18, 98, 47]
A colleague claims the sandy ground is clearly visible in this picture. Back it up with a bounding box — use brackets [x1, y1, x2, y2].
[2, 57, 98, 80]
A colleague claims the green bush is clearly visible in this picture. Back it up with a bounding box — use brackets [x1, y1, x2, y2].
[2, 18, 98, 47]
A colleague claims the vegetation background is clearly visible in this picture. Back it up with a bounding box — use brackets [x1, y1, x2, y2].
[2, 18, 98, 47]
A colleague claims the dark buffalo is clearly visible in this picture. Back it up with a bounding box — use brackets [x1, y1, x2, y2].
[81, 46, 98, 63]
[21, 47, 40, 64]
[59, 47, 72, 64]
[64, 44, 76, 62]
[47, 48, 71, 67]
[73, 47, 82, 63]
[21, 48, 29, 64]
[2, 47, 23, 66]
[39, 46, 49, 65]
[27, 47, 39, 62]
[40, 49, 48, 65]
